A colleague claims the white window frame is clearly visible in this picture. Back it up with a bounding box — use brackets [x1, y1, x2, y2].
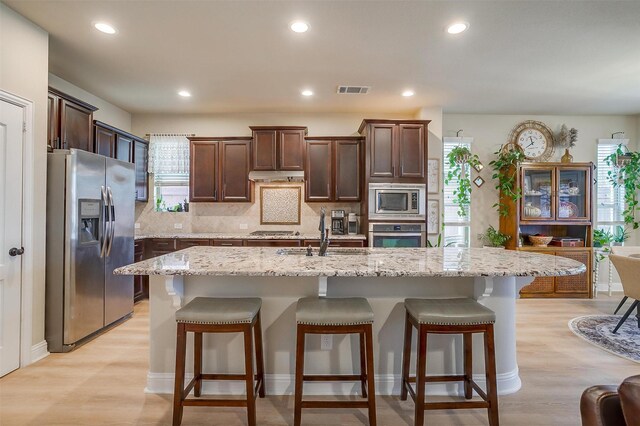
[596, 139, 628, 234]
[442, 137, 473, 247]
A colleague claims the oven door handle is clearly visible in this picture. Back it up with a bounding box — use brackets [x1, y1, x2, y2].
[369, 232, 424, 237]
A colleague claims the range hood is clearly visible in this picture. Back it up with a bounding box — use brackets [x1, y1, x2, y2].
[248, 170, 305, 182]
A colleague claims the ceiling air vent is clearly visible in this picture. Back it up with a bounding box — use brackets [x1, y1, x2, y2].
[337, 85, 370, 95]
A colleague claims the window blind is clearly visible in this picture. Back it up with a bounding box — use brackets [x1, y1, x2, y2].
[154, 173, 189, 187]
[442, 138, 472, 247]
[596, 141, 625, 225]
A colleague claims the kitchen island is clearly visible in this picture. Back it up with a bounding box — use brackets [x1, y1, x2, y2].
[114, 247, 585, 397]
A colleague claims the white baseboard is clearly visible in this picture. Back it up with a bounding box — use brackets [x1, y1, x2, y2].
[146, 368, 520, 397]
[596, 282, 623, 293]
[30, 340, 49, 364]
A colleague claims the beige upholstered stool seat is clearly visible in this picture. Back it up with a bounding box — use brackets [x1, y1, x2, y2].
[404, 298, 495, 326]
[176, 297, 262, 324]
[296, 297, 374, 325]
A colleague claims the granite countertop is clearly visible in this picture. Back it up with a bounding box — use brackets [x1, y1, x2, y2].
[134, 232, 367, 241]
[114, 246, 587, 278]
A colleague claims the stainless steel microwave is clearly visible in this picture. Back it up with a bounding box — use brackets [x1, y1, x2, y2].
[368, 183, 426, 220]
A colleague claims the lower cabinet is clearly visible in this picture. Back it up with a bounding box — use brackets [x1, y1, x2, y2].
[133, 240, 148, 303]
[212, 239, 243, 247]
[243, 240, 301, 247]
[176, 239, 211, 250]
[519, 248, 591, 298]
[147, 238, 177, 258]
[303, 239, 365, 248]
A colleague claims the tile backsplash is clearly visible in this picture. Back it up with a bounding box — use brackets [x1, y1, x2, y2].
[134, 181, 361, 234]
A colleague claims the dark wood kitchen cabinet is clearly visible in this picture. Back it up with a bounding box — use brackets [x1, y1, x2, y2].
[94, 123, 116, 157]
[358, 119, 429, 182]
[133, 139, 149, 202]
[305, 137, 362, 202]
[115, 133, 134, 162]
[243, 239, 301, 247]
[147, 238, 177, 257]
[176, 239, 211, 250]
[250, 126, 307, 171]
[133, 240, 148, 303]
[189, 137, 252, 202]
[48, 87, 98, 151]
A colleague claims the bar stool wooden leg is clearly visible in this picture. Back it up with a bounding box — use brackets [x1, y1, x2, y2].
[172, 323, 187, 426]
[364, 324, 377, 426]
[194, 332, 203, 397]
[243, 324, 256, 426]
[414, 325, 427, 426]
[254, 312, 266, 398]
[400, 312, 412, 401]
[359, 331, 368, 398]
[463, 332, 473, 400]
[294, 325, 306, 426]
[484, 325, 499, 426]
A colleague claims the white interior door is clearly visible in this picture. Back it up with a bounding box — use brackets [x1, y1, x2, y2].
[0, 99, 24, 377]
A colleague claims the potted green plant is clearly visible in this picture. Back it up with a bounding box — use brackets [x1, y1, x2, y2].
[612, 226, 629, 246]
[478, 225, 511, 248]
[489, 145, 526, 217]
[605, 146, 640, 229]
[444, 146, 482, 217]
[593, 228, 613, 248]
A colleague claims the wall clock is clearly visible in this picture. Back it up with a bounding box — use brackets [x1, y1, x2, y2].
[509, 120, 555, 162]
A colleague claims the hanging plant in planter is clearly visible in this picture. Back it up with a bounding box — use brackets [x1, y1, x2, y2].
[444, 146, 481, 217]
[488, 144, 527, 217]
[605, 145, 640, 229]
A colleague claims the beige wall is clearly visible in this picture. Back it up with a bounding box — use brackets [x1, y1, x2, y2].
[0, 3, 49, 346]
[49, 73, 132, 132]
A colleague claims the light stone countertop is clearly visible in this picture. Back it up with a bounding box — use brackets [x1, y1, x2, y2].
[134, 232, 367, 241]
[114, 246, 587, 278]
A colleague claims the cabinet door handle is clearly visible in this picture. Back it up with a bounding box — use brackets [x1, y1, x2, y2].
[392, 165, 395, 176]
[214, 189, 217, 200]
[220, 243, 233, 246]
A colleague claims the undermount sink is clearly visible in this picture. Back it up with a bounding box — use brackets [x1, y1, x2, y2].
[276, 248, 370, 256]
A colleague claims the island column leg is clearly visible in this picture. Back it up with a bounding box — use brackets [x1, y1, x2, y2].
[474, 276, 533, 395]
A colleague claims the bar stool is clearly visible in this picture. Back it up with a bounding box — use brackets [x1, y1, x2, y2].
[172, 297, 265, 426]
[294, 297, 377, 426]
[400, 298, 499, 426]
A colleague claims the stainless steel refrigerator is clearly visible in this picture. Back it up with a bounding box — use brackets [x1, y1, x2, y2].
[46, 149, 135, 352]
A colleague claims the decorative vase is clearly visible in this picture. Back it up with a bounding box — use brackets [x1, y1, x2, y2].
[561, 149, 573, 163]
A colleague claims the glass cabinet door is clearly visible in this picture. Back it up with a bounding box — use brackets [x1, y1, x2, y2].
[557, 167, 590, 220]
[521, 167, 555, 220]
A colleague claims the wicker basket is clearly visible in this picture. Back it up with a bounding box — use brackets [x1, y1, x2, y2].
[528, 235, 553, 247]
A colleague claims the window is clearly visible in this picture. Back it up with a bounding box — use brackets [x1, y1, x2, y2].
[596, 140, 626, 234]
[442, 138, 472, 247]
[148, 134, 191, 212]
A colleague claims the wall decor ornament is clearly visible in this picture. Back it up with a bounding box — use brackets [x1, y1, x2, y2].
[427, 199, 439, 235]
[509, 120, 555, 162]
[427, 158, 439, 194]
[473, 176, 485, 187]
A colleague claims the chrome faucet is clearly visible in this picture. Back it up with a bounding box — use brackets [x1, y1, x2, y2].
[318, 207, 330, 256]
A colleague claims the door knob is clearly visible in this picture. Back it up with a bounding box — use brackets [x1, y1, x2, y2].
[9, 247, 24, 256]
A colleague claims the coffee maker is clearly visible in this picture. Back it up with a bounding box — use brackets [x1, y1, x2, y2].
[331, 210, 346, 235]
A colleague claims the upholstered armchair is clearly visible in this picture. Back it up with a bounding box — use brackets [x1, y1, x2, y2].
[581, 375, 640, 426]
[608, 254, 640, 333]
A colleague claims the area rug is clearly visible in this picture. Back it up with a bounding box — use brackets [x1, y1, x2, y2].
[569, 315, 640, 363]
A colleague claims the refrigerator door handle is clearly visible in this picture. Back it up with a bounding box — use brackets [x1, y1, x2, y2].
[106, 186, 116, 256]
[100, 185, 109, 258]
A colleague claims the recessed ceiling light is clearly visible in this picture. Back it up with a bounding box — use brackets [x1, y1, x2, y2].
[290, 21, 309, 33]
[94, 22, 117, 34]
[402, 90, 415, 97]
[178, 90, 191, 97]
[447, 22, 469, 34]
[301, 90, 313, 97]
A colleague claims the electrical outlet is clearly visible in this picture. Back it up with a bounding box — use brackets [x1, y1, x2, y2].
[134, 223, 140, 229]
[239, 223, 248, 230]
[174, 223, 183, 229]
[320, 334, 333, 351]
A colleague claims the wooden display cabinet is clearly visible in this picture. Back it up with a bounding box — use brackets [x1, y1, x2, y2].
[499, 162, 594, 298]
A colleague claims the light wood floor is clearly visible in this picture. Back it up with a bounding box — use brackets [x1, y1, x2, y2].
[0, 295, 636, 425]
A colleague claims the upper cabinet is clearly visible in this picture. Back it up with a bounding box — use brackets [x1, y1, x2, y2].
[48, 87, 98, 151]
[189, 137, 252, 203]
[359, 119, 430, 182]
[93, 120, 148, 202]
[250, 126, 307, 171]
[305, 137, 363, 202]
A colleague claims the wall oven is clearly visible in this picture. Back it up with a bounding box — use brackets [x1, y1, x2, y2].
[368, 223, 426, 248]
[368, 183, 426, 220]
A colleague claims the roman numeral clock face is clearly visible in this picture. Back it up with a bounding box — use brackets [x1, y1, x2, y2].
[518, 129, 548, 159]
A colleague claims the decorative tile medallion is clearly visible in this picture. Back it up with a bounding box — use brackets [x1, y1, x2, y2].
[260, 186, 301, 224]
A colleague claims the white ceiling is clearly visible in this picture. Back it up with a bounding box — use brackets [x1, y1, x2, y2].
[5, 0, 640, 115]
